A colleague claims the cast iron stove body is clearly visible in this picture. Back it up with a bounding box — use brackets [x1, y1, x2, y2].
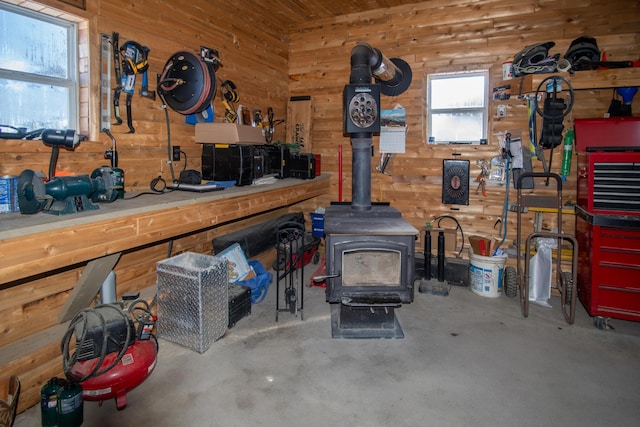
[324, 42, 416, 338]
[325, 204, 417, 338]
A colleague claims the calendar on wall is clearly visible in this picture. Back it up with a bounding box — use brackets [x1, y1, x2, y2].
[379, 108, 406, 153]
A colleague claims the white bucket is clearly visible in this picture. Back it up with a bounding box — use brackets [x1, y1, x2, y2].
[502, 61, 514, 80]
[469, 251, 507, 298]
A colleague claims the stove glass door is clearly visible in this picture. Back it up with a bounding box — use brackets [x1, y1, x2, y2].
[342, 249, 401, 287]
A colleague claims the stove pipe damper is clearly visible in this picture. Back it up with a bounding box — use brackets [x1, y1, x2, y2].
[319, 43, 417, 338]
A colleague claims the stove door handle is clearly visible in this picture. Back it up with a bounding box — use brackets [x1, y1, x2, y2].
[312, 273, 340, 282]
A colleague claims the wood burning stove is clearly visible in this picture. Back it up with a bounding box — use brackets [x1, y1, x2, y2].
[319, 43, 416, 338]
[324, 204, 417, 338]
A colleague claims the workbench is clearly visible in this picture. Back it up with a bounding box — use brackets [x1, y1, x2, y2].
[0, 175, 330, 287]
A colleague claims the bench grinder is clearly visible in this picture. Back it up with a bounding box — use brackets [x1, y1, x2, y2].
[17, 129, 119, 215]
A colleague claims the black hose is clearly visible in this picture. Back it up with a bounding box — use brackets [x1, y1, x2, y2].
[432, 215, 465, 258]
[61, 304, 133, 383]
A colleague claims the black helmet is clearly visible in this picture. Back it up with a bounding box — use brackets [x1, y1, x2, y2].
[513, 41, 558, 76]
[564, 36, 600, 71]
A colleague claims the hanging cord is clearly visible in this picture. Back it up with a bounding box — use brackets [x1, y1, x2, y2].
[432, 214, 465, 258]
[120, 107, 175, 197]
[163, 103, 177, 183]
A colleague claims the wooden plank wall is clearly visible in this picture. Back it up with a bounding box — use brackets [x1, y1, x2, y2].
[0, 0, 291, 184]
[1, 0, 639, 413]
[288, 0, 640, 256]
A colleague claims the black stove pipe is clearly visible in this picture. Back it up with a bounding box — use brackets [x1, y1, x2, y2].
[351, 137, 372, 211]
[346, 43, 412, 211]
[349, 43, 376, 210]
[349, 43, 376, 87]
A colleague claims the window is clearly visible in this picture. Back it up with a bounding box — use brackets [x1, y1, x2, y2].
[427, 71, 488, 144]
[0, 3, 78, 132]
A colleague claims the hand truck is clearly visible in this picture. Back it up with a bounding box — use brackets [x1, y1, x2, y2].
[504, 172, 578, 324]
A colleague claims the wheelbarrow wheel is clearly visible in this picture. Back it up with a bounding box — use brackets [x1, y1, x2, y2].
[504, 266, 517, 298]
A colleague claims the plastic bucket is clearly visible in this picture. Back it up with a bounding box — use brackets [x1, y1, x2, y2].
[469, 252, 507, 298]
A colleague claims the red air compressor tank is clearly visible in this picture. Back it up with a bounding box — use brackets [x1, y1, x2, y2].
[67, 338, 157, 410]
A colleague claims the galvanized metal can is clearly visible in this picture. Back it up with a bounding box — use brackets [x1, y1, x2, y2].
[0, 175, 19, 213]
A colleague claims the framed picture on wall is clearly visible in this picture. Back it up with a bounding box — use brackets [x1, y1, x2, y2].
[58, 0, 86, 10]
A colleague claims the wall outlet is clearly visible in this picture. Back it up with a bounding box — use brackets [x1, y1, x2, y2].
[172, 146, 181, 161]
[497, 104, 507, 117]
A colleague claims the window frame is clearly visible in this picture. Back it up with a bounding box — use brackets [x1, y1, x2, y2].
[0, 2, 79, 131]
[426, 71, 489, 144]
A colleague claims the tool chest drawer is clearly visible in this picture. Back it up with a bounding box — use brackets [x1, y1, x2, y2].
[576, 151, 640, 216]
[576, 209, 640, 321]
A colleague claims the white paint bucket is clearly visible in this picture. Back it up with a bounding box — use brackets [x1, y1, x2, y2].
[469, 251, 508, 298]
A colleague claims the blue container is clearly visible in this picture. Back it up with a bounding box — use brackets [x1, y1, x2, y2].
[310, 213, 324, 237]
[0, 175, 19, 213]
[237, 260, 272, 304]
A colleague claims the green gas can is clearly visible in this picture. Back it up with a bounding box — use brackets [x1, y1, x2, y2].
[57, 381, 83, 427]
[40, 377, 64, 427]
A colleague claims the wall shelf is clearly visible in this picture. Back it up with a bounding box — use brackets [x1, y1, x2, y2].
[508, 67, 640, 95]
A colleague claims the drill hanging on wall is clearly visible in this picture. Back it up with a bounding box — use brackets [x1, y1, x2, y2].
[111, 33, 153, 133]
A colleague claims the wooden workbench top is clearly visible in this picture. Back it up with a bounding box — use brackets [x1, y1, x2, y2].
[0, 175, 329, 285]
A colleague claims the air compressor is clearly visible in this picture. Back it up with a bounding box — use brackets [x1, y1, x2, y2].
[60, 302, 158, 410]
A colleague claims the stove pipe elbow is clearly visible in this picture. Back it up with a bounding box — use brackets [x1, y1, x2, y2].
[350, 42, 412, 96]
[350, 43, 379, 84]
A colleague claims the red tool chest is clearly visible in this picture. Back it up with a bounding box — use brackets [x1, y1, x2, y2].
[575, 209, 640, 321]
[573, 118, 640, 322]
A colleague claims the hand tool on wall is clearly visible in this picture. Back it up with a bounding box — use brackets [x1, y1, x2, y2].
[119, 40, 151, 133]
[263, 107, 285, 143]
[112, 32, 123, 126]
[475, 159, 488, 196]
[253, 109, 263, 128]
[122, 75, 136, 133]
[376, 152, 392, 174]
[139, 47, 156, 101]
[493, 132, 512, 255]
[534, 75, 574, 183]
[220, 80, 238, 123]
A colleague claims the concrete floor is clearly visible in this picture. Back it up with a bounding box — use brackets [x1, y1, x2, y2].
[15, 266, 640, 427]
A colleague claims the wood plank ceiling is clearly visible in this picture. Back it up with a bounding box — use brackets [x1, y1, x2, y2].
[264, 0, 423, 28]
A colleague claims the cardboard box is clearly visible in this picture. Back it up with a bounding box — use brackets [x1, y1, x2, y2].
[286, 96, 314, 150]
[468, 235, 494, 257]
[195, 123, 264, 144]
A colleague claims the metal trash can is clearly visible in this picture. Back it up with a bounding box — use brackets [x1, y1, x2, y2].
[157, 252, 228, 353]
